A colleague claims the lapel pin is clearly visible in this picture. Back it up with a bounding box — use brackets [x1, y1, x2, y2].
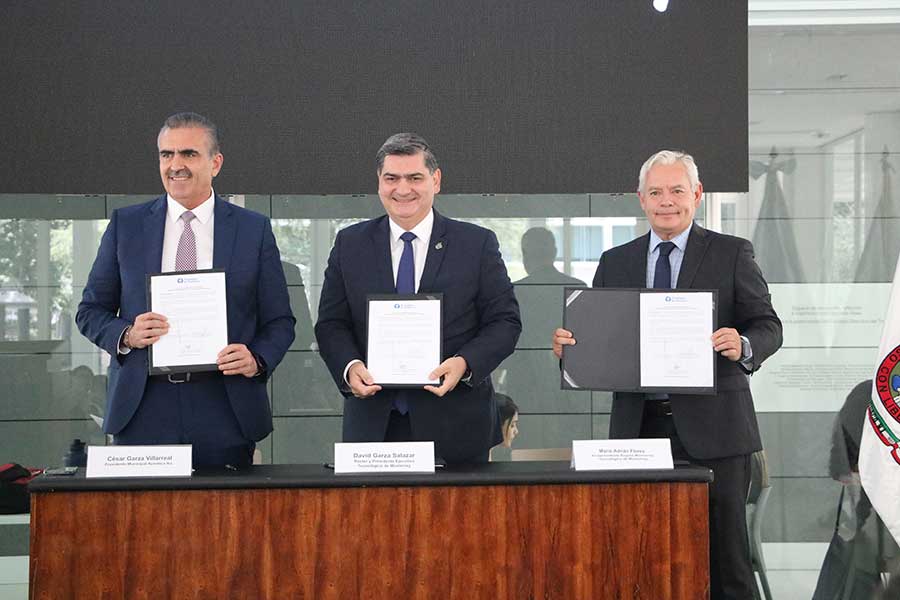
[435, 241, 444, 250]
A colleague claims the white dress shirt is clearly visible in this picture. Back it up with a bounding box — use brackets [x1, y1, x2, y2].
[343, 210, 435, 383]
[118, 190, 215, 355]
[387, 209, 433, 293]
[160, 191, 215, 272]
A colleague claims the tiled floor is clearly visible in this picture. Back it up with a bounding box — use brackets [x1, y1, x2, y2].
[0, 556, 28, 600]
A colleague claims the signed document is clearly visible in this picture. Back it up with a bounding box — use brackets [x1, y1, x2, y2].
[367, 294, 442, 387]
[148, 270, 228, 374]
[639, 291, 714, 389]
[561, 287, 716, 393]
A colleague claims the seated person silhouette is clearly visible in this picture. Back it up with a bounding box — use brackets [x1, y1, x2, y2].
[813, 378, 900, 600]
[281, 260, 342, 414]
[490, 393, 519, 462]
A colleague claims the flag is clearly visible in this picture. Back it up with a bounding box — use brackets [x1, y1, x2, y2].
[859, 251, 900, 544]
[750, 147, 805, 283]
[855, 147, 899, 283]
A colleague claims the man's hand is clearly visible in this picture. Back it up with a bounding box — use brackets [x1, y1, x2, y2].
[127, 312, 169, 348]
[552, 328, 576, 359]
[712, 327, 742, 361]
[217, 344, 259, 377]
[424, 356, 468, 397]
[348, 362, 382, 398]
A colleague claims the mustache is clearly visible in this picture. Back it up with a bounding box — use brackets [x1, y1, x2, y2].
[167, 168, 192, 178]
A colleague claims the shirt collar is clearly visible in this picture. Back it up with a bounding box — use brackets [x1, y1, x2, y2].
[388, 209, 434, 245]
[166, 189, 215, 224]
[649, 223, 692, 254]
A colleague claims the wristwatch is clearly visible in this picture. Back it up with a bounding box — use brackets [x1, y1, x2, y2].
[121, 325, 133, 350]
[252, 352, 267, 377]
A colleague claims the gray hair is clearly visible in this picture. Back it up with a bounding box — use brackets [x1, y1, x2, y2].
[376, 133, 439, 174]
[158, 112, 220, 156]
[638, 150, 700, 194]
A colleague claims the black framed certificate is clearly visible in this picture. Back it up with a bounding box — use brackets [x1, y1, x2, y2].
[146, 269, 228, 375]
[561, 287, 717, 394]
[366, 294, 443, 388]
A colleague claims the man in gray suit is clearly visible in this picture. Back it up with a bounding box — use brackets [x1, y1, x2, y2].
[554, 150, 782, 600]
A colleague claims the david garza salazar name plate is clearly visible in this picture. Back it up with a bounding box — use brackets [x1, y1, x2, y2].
[334, 442, 435, 474]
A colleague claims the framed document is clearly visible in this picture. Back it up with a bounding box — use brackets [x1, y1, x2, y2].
[561, 287, 717, 393]
[366, 294, 443, 388]
[147, 269, 228, 375]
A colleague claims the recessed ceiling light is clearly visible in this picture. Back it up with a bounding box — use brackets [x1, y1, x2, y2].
[652, 0, 669, 13]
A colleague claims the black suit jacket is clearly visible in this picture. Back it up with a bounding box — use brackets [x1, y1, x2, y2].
[593, 223, 782, 459]
[315, 210, 521, 463]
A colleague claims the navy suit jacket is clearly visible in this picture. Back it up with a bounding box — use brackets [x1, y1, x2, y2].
[76, 195, 295, 442]
[315, 210, 521, 463]
[593, 224, 782, 459]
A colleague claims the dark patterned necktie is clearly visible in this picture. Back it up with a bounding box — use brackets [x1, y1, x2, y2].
[653, 241, 675, 289]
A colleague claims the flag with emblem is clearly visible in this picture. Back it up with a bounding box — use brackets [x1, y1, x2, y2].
[859, 251, 900, 544]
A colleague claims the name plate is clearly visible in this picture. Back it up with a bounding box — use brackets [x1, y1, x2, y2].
[334, 442, 435, 474]
[86, 445, 193, 478]
[571, 439, 673, 471]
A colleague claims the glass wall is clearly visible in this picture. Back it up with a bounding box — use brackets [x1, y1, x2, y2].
[738, 19, 900, 598]
[0, 193, 654, 465]
[1, 12, 899, 600]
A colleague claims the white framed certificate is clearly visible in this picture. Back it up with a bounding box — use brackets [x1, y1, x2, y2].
[147, 269, 228, 375]
[366, 294, 442, 387]
[639, 291, 715, 389]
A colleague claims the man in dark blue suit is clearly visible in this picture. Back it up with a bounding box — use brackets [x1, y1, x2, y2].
[315, 133, 521, 464]
[76, 112, 295, 467]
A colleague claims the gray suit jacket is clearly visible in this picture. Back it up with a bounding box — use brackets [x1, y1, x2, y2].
[593, 223, 782, 459]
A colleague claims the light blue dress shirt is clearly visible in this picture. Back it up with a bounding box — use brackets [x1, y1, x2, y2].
[643, 223, 753, 376]
[646, 226, 691, 288]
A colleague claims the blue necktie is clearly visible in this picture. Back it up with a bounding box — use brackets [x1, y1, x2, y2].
[653, 241, 676, 289]
[393, 231, 417, 415]
[396, 231, 417, 294]
[649, 241, 677, 403]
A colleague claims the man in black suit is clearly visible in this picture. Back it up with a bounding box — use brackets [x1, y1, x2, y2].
[315, 133, 521, 463]
[553, 150, 782, 599]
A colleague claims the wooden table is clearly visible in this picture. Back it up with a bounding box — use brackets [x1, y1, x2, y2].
[30, 462, 711, 599]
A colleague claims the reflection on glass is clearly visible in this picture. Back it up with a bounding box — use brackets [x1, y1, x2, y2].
[812, 379, 900, 598]
[516, 227, 586, 286]
[750, 148, 805, 283]
[0, 219, 75, 341]
[856, 150, 900, 283]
